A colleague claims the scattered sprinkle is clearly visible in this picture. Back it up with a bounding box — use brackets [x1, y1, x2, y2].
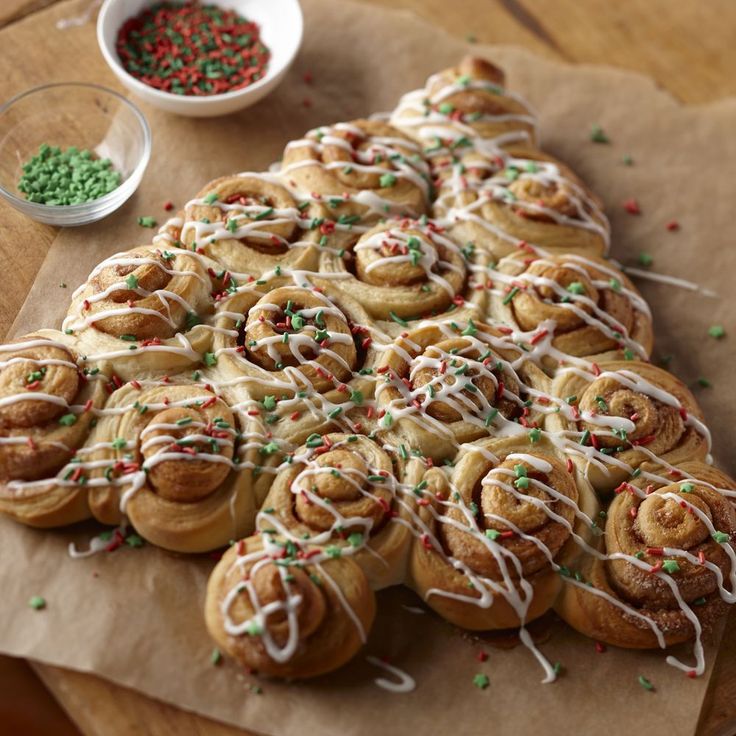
[590, 124, 609, 143]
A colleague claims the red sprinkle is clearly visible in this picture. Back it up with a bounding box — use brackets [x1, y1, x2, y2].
[623, 198, 641, 215]
[115, 2, 271, 97]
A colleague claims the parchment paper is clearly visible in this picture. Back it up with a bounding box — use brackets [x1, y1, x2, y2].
[1, 1, 735, 735]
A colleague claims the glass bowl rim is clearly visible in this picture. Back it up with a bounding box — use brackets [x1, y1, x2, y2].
[0, 81, 152, 213]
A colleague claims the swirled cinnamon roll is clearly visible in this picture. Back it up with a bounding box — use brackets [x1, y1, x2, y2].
[375, 318, 549, 460]
[178, 173, 324, 277]
[318, 216, 486, 323]
[205, 534, 376, 678]
[280, 119, 431, 223]
[0, 331, 108, 527]
[557, 461, 736, 661]
[257, 432, 424, 589]
[408, 436, 598, 632]
[434, 147, 609, 262]
[547, 361, 709, 494]
[64, 245, 216, 379]
[83, 381, 259, 552]
[489, 253, 653, 368]
[391, 56, 538, 151]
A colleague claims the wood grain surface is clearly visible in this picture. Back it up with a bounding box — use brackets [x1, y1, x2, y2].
[0, 1, 734, 735]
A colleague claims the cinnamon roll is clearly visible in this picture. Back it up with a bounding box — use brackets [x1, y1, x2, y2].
[375, 318, 549, 460]
[64, 245, 215, 379]
[317, 216, 485, 323]
[178, 173, 324, 277]
[84, 381, 258, 552]
[391, 56, 538, 150]
[0, 331, 108, 527]
[489, 253, 653, 368]
[280, 119, 431, 223]
[257, 432, 423, 589]
[434, 147, 609, 262]
[205, 534, 376, 678]
[556, 461, 736, 656]
[547, 361, 709, 494]
[408, 436, 598, 630]
[211, 282, 380, 401]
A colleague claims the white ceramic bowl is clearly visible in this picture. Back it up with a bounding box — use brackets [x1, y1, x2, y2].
[97, 0, 303, 117]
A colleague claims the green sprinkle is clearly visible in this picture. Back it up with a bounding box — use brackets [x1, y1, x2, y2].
[245, 621, 264, 636]
[461, 320, 477, 337]
[28, 595, 46, 610]
[502, 286, 520, 305]
[211, 647, 223, 665]
[566, 281, 585, 295]
[125, 274, 139, 289]
[262, 395, 277, 411]
[203, 191, 219, 205]
[17, 144, 121, 206]
[708, 325, 726, 339]
[697, 377, 712, 388]
[138, 216, 157, 228]
[622, 154, 634, 166]
[713, 531, 730, 544]
[528, 428, 542, 444]
[680, 483, 694, 493]
[325, 545, 342, 558]
[254, 207, 275, 221]
[125, 533, 144, 548]
[379, 173, 397, 188]
[662, 560, 680, 574]
[58, 413, 77, 427]
[348, 532, 363, 548]
[590, 124, 609, 144]
[473, 673, 490, 690]
[389, 311, 408, 327]
[638, 252, 653, 267]
[203, 352, 217, 367]
[638, 675, 654, 691]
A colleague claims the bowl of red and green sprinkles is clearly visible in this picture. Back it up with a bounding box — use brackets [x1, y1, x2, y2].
[97, 0, 303, 117]
[0, 83, 151, 226]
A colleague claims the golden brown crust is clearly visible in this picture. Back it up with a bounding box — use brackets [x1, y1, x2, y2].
[547, 361, 708, 494]
[556, 461, 736, 648]
[408, 436, 599, 629]
[375, 319, 549, 460]
[205, 536, 376, 678]
[85, 383, 258, 553]
[280, 119, 430, 222]
[0, 331, 108, 528]
[490, 253, 653, 368]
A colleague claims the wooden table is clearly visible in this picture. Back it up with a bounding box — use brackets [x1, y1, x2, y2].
[1, 1, 735, 734]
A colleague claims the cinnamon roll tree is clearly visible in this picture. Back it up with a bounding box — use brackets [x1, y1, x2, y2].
[1, 56, 734, 685]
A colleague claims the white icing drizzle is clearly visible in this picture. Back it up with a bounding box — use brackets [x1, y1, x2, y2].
[366, 656, 417, 693]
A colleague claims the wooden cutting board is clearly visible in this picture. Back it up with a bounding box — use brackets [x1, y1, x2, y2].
[1, 1, 735, 735]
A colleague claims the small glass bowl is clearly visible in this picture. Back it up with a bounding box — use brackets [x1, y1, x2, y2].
[0, 83, 151, 226]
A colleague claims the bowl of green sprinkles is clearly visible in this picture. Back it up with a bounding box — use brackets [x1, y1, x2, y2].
[97, 0, 303, 117]
[0, 83, 151, 226]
